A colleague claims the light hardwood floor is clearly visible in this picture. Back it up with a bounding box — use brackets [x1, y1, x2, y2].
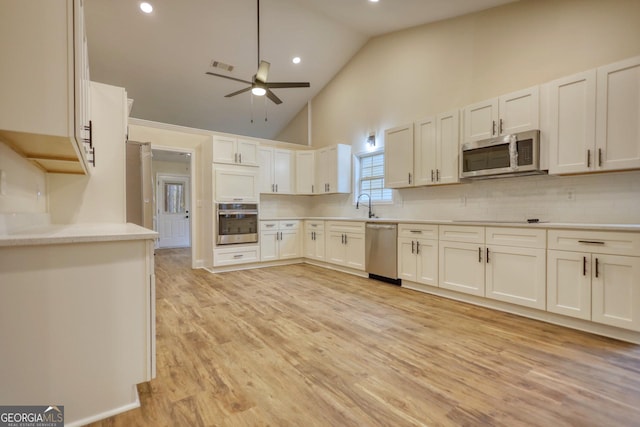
[89, 248, 640, 426]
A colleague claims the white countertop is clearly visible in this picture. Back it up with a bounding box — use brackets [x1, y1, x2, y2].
[260, 217, 640, 232]
[0, 223, 158, 247]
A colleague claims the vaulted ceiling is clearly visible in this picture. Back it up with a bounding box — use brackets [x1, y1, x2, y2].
[85, 0, 517, 141]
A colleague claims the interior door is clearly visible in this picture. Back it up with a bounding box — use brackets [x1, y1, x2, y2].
[156, 174, 190, 248]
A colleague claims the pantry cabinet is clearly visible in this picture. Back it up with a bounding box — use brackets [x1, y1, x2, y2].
[316, 144, 352, 194]
[547, 230, 640, 331]
[213, 136, 258, 166]
[0, 0, 92, 174]
[303, 221, 325, 261]
[260, 220, 301, 261]
[463, 86, 539, 143]
[326, 221, 365, 270]
[258, 147, 295, 194]
[397, 224, 438, 286]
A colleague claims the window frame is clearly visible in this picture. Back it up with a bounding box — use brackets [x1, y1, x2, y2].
[353, 149, 394, 205]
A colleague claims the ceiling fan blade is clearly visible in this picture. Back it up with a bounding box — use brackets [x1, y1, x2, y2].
[256, 61, 270, 83]
[205, 72, 252, 85]
[225, 87, 252, 98]
[264, 82, 311, 89]
[266, 89, 282, 105]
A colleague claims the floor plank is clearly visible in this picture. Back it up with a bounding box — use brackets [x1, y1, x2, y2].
[88, 248, 640, 426]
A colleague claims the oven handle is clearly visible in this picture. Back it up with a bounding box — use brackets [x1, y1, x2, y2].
[218, 210, 259, 215]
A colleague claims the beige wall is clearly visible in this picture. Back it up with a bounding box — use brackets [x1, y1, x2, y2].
[128, 120, 213, 269]
[0, 141, 47, 214]
[48, 82, 127, 224]
[152, 159, 191, 177]
[275, 102, 309, 146]
[305, 0, 640, 150]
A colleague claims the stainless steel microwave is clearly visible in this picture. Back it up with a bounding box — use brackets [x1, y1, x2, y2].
[460, 130, 544, 179]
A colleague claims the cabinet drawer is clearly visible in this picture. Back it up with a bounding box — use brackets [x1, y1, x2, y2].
[278, 220, 300, 230]
[260, 221, 279, 231]
[548, 230, 640, 256]
[439, 225, 484, 244]
[305, 220, 325, 231]
[213, 245, 260, 266]
[486, 227, 546, 249]
[398, 224, 438, 239]
[327, 221, 365, 234]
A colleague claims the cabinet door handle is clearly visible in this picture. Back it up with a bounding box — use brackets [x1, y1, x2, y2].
[416, 241, 420, 255]
[578, 240, 605, 245]
[595, 257, 600, 278]
[408, 173, 412, 185]
[478, 247, 482, 263]
[583, 256, 587, 276]
[598, 148, 602, 167]
[486, 247, 490, 263]
[411, 240, 415, 254]
[431, 170, 435, 182]
[587, 149, 591, 168]
[312, 184, 314, 193]
[499, 118, 504, 134]
[239, 153, 242, 163]
[345, 234, 348, 245]
[233, 254, 243, 259]
[436, 169, 440, 182]
[492, 120, 496, 136]
[341, 234, 344, 244]
[235, 153, 238, 163]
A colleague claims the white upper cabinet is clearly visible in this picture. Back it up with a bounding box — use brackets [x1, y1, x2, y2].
[414, 117, 436, 187]
[295, 151, 316, 194]
[384, 124, 414, 188]
[463, 86, 539, 143]
[316, 144, 351, 194]
[258, 147, 295, 194]
[434, 110, 460, 185]
[547, 56, 640, 175]
[0, 0, 92, 174]
[213, 136, 258, 166]
[213, 164, 259, 203]
[547, 70, 597, 174]
[596, 56, 640, 171]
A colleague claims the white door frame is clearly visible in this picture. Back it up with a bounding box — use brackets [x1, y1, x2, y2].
[151, 145, 196, 264]
[156, 173, 191, 248]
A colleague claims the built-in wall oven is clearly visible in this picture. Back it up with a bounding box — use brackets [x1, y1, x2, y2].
[216, 203, 258, 245]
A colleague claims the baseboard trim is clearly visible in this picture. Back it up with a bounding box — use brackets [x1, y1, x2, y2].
[65, 385, 141, 427]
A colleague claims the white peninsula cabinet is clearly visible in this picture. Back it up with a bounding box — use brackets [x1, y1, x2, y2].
[463, 86, 539, 143]
[304, 220, 325, 262]
[547, 55, 640, 174]
[0, 0, 92, 174]
[258, 146, 296, 194]
[260, 220, 301, 262]
[398, 224, 438, 285]
[547, 230, 640, 331]
[213, 135, 258, 166]
[326, 221, 365, 271]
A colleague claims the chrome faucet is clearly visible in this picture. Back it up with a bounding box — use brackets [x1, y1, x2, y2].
[356, 193, 375, 218]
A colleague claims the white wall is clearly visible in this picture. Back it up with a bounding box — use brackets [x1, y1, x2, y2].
[279, 0, 640, 224]
[48, 82, 127, 224]
[128, 120, 213, 268]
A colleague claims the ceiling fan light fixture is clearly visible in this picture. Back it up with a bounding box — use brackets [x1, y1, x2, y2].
[292, 57, 301, 64]
[140, 2, 153, 13]
[251, 86, 267, 96]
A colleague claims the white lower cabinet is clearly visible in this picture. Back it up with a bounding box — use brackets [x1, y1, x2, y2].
[213, 245, 260, 267]
[547, 230, 640, 331]
[304, 221, 325, 262]
[398, 224, 438, 285]
[260, 220, 301, 262]
[326, 221, 365, 270]
[438, 226, 485, 296]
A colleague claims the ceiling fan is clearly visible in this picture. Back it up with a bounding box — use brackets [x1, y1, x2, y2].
[205, 0, 310, 105]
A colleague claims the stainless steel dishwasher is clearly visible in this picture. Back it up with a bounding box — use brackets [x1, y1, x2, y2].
[365, 222, 400, 284]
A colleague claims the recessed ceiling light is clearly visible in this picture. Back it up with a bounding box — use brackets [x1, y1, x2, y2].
[369, 0, 379, 3]
[140, 2, 153, 13]
[292, 57, 301, 64]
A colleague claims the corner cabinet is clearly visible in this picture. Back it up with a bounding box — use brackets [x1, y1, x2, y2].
[295, 151, 316, 195]
[316, 144, 352, 194]
[0, 0, 92, 174]
[304, 220, 325, 262]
